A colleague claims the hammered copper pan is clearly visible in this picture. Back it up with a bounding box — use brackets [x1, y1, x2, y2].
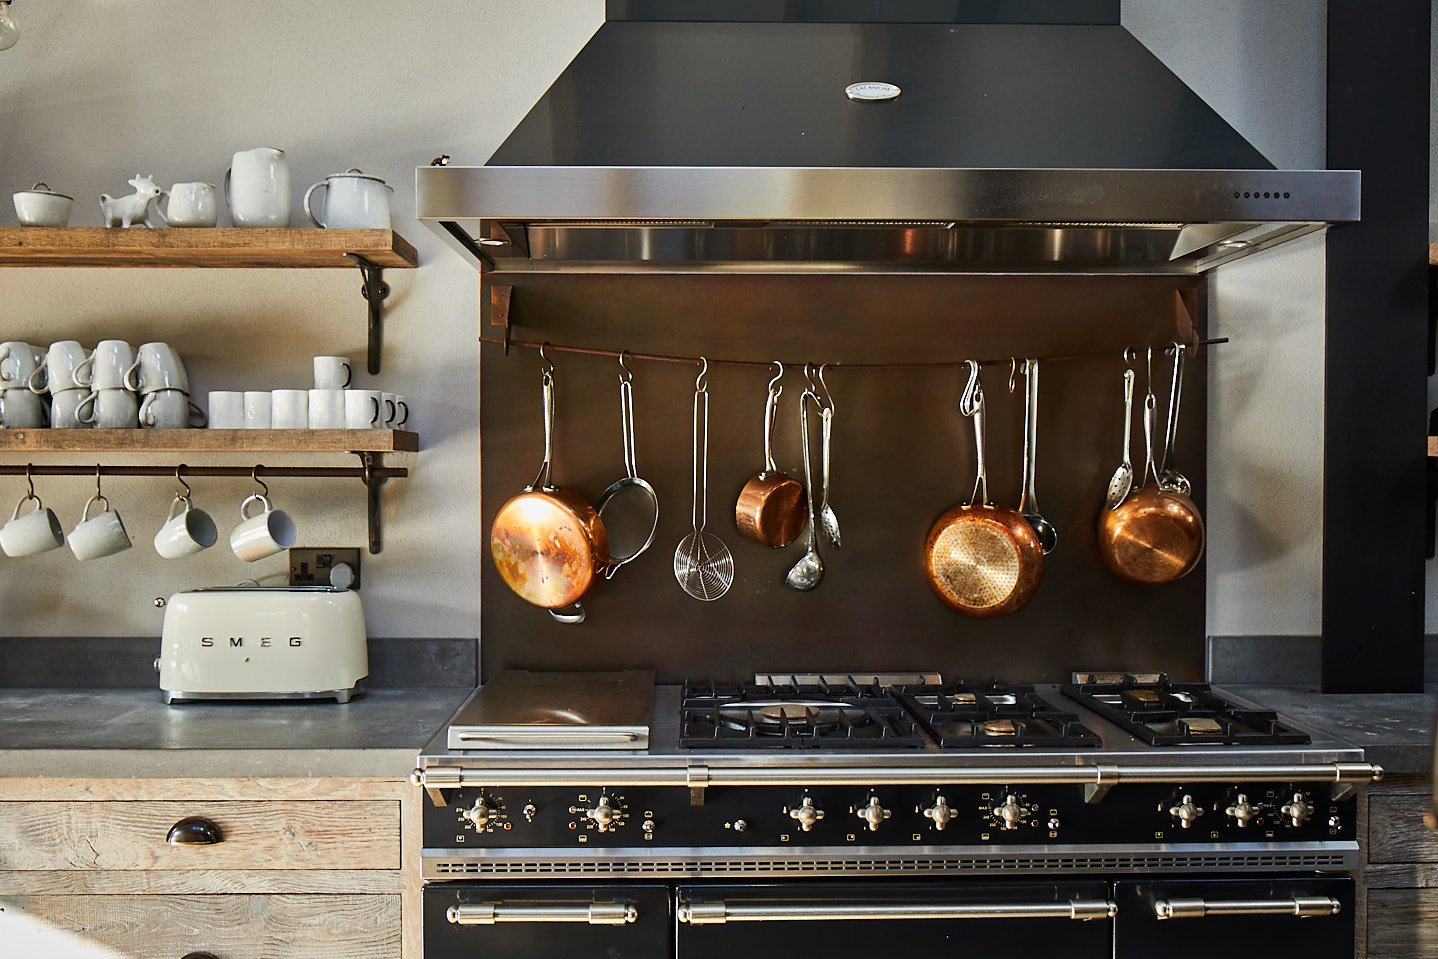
[736, 363, 807, 548]
[924, 362, 1044, 619]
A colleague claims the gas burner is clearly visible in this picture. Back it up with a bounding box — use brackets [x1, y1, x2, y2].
[894, 682, 1101, 748]
[679, 679, 925, 749]
[716, 700, 869, 736]
[1062, 672, 1311, 746]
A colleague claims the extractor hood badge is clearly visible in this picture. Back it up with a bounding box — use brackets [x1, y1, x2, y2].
[845, 81, 901, 101]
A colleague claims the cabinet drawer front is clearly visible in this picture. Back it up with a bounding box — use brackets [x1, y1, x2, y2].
[1368, 793, 1438, 864]
[0, 801, 398, 871]
[0, 893, 399, 958]
[1368, 888, 1438, 959]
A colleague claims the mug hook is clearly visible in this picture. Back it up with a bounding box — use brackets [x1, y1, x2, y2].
[695, 356, 709, 393]
[94, 464, 103, 499]
[25, 463, 35, 500]
[175, 464, 192, 500]
[251, 466, 269, 498]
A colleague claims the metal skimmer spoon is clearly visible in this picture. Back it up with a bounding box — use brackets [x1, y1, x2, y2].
[1017, 358, 1057, 553]
[815, 364, 840, 549]
[674, 359, 733, 601]
[1156, 342, 1192, 495]
[1104, 367, 1137, 510]
[785, 389, 824, 591]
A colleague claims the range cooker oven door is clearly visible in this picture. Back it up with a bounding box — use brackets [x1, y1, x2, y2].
[424, 883, 671, 959]
[1114, 876, 1354, 958]
[677, 880, 1114, 958]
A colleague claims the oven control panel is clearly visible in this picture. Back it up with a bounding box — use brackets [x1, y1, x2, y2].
[424, 782, 1356, 849]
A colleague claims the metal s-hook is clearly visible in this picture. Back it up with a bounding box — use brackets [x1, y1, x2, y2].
[24, 462, 35, 500]
[93, 464, 103, 498]
[959, 359, 984, 416]
[1123, 347, 1141, 368]
[251, 466, 269, 499]
[766, 360, 784, 399]
[539, 342, 555, 380]
[175, 465, 192, 500]
[815, 363, 835, 412]
[1008, 358, 1018, 394]
[695, 356, 710, 393]
[618, 350, 634, 385]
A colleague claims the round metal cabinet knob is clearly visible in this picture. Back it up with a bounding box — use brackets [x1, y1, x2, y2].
[166, 817, 223, 845]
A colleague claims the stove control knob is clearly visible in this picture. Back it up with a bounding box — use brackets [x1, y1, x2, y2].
[1048, 817, 1062, 831]
[923, 796, 954, 831]
[1281, 793, 1314, 827]
[522, 804, 537, 823]
[1225, 793, 1260, 828]
[569, 795, 619, 832]
[1169, 795, 1204, 829]
[732, 819, 748, 833]
[996, 794, 1030, 831]
[789, 797, 825, 832]
[463, 798, 495, 828]
[858, 797, 892, 832]
[1328, 815, 1342, 829]
[642, 819, 656, 833]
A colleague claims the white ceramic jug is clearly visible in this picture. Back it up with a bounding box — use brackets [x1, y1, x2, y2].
[303, 169, 392, 229]
[224, 147, 290, 227]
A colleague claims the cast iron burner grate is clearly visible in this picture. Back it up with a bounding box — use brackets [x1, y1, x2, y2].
[893, 682, 1102, 748]
[1060, 672, 1311, 746]
[679, 677, 925, 749]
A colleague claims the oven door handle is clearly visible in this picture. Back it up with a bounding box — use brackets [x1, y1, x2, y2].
[446, 902, 639, 925]
[678, 899, 1117, 924]
[1154, 896, 1342, 920]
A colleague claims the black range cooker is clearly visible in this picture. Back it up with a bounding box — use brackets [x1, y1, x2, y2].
[414, 671, 1380, 959]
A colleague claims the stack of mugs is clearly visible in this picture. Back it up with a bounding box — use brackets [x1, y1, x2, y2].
[3, 339, 203, 429]
[208, 355, 410, 430]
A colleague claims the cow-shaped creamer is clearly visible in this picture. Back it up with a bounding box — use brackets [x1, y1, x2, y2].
[100, 174, 162, 228]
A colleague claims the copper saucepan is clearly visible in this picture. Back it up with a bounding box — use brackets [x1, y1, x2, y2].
[924, 361, 1044, 619]
[1099, 346, 1204, 585]
[490, 349, 609, 623]
[736, 362, 807, 548]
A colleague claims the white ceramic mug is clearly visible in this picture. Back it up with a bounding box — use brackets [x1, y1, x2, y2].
[230, 493, 296, 561]
[31, 340, 91, 395]
[307, 388, 344, 428]
[383, 392, 409, 428]
[155, 182, 217, 228]
[313, 355, 352, 390]
[124, 342, 188, 395]
[76, 388, 139, 428]
[243, 391, 272, 429]
[0, 341, 39, 391]
[224, 147, 290, 228]
[68, 493, 132, 561]
[13, 183, 73, 227]
[74, 340, 136, 391]
[208, 391, 244, 429]
[344, 389, 381, 429]
[139, 389, 206, 429]
[271, 389, 308, 428]
[303, 169, 393, 229]
[153, 494, 218, 559]
[49, 389, 92, 429]
[0, 494, 65, 556]
[0, 389, 46, 428]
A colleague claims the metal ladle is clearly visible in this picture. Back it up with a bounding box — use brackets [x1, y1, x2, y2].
[596, 352, 659, 579]
[1017, 358, 1057, 553]
[784, 388, 824, 591]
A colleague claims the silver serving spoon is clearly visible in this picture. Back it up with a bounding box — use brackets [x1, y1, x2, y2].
[1104, 367, 1136, 510]
[1017, 358, 1057, 553]
[815, 365, 840, 549]
[1157, 342, 1192, 495]
[785, 390, 824, 591]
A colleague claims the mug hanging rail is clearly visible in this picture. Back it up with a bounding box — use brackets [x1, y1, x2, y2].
[476, 336, 1229, 372]
[0, 459, 406, 555]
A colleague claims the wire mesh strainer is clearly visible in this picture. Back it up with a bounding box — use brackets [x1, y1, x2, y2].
[674, 359, 733, 601]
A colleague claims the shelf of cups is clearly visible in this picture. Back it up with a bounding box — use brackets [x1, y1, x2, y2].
[0, 227, 417, 268]
[0, 428, 419, 454]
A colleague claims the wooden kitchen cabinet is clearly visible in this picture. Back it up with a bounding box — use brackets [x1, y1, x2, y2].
[0, 776, 422, 959]
[1360, 775, 1438, 959]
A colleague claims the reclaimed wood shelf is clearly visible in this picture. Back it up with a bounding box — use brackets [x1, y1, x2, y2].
[0, 227, 417, 268]
[0, 428, 418, 454]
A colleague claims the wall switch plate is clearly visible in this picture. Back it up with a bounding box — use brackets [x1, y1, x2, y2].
[289, 547, 361, 589]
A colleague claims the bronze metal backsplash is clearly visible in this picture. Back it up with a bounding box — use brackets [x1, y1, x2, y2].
[478, 273, 1205, 684]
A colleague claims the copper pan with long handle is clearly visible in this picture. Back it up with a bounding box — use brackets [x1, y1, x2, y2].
[490, 349, 609, 623]
[735, 361, 807, 548]
[924, 361, 1044, 619]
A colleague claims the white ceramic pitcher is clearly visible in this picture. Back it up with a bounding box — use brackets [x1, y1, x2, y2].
[224, 147, 290, 227]
[303, 169, 392, 229]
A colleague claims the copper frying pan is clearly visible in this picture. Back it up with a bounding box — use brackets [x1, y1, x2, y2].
[490, 350, 609, 623]
[924, 361, 1044, 619]
[736, 362, 807, 548]
[1099, 347, 1204, 585]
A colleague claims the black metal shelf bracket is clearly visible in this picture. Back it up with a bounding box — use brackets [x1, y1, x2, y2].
[358, 451, 387, 555]
[346, 253, 390, 375]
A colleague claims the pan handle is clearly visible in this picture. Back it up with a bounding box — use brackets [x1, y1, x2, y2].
[761, 361, 782, 473]
[960, 361, 989, 506]
[529, 353, 556, 491]
[547, 603, 586, 625]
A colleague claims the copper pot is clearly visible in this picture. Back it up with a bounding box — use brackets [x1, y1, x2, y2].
[490, 361, 608, 623]
[924, 362, 1044, 618]
[735, 364, 807, 548]
[1098, 486, 1204, 585]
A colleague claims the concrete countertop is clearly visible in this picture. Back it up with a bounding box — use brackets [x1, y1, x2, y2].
[0, 686, 474, 779]
[1224, 684, 1437, 778]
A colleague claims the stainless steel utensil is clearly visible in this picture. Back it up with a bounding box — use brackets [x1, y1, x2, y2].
[1104, 366, 1137, 511]
[1157, 342, 1192, 495]
[785, 388, 824, 591]
[596, 353, 659, 579]
[674, 359, 733, 601]
[816, 364, 841, 549]
[1017, 358, 1057, 553]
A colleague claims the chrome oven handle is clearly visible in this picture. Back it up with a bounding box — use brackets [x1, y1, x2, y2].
[447, 902, 638, 926]
[679, 899, 1117, 924]
[1154, 896, 1341, 920]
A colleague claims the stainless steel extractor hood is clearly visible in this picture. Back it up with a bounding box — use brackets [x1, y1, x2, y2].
[416, 3, 1358, 274]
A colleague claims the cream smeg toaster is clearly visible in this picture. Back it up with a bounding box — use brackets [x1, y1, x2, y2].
[157, 586, 368, 704]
